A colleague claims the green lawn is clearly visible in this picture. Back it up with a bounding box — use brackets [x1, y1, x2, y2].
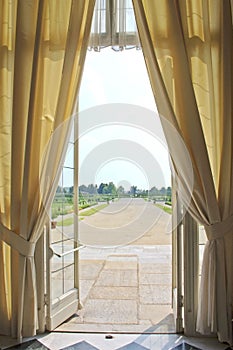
[80, 203, 108, 216]
[56, 203, 109, 226]
[56, 217, 74, 226]
[155, 203, 172, 215]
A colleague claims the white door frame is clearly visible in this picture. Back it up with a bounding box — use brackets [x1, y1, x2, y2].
[183, 212, 199, 336]
[172, 182, 184, 333]
[172, 180, 199, 335]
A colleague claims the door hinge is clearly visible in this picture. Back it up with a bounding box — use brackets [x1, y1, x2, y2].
[179, 294, 184, 307]
[176, 317, 184, 333]
[44, 294, 49, 306]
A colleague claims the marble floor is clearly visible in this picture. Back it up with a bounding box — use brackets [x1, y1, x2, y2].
[0, 333, 232, 350]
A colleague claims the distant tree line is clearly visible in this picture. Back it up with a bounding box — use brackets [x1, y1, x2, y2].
[56, 182, 171, 199]
[53, 182, 172, 219]
[77, 182, 171, 198]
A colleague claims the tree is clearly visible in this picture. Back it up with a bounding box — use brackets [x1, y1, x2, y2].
[166, 186, 172, 197]
[140, 189, 148, 197]
[130, 185, 137, 197]
[102, 185, 109, 194]
[87, 184, 97, 194]
[117, 185, 125, 195]
[79, 184, 88, 193]
[165, 186, 172, 201]
[107, 181, 117, 196]
[159, 187, 166, 196]
[97, 183, 108, 194]
[56, 185, 63, 193]
[149, 186, 159, 196]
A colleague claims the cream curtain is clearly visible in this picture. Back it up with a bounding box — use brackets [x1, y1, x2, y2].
[133, 0, 233, 345]
[0, 0, 95, 339]
[89, 0, 140, 50]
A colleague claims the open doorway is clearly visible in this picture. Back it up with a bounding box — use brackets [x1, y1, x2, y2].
[50, 48, 176, 334]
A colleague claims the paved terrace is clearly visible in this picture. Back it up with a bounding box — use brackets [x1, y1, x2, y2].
[53, 198, 175, 333]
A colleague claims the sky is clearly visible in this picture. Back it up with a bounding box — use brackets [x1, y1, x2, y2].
[79, 48, 157, 110]
[63, 48, 171, 191]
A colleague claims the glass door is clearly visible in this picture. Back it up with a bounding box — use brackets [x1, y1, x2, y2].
[46, 119, 81, 331]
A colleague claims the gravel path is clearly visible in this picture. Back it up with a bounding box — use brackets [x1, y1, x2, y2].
[79, 198, 172, 247]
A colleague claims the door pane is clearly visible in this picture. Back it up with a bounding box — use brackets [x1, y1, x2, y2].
[47, 118, 79, 331]
[64, 264, 75, 293]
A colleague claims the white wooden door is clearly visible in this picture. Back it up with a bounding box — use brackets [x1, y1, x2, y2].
[46, 120, 81, 331]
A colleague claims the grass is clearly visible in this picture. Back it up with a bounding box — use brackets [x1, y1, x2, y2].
[51, 201, 73, 219]
[55, 204, 108, 226]
[56, 217, 74, 226]
[80, 203, 108, 216]
[155, 203, 172, 215]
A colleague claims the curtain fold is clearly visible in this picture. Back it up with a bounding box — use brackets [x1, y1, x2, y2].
[0, 0, 95, 339]
[133, 0, 233, 344]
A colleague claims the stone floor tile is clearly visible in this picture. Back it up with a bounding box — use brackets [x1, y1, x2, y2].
[79, 261, 104, 280]
[104, 261, 137, 270]
[139, 263, 172, 274]
[80, 280, 96, 303]
[139, 273, 172, 285]
[89, 286, 138, 300]
[139, 304, 174, 325]
[82, 299, 138, 324]
[95, 270, 138, 287]
[139, 285, 172, 304]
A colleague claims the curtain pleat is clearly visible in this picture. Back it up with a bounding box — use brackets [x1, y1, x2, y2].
[0, 0, 95, 339]
[133, 0, 233, 344]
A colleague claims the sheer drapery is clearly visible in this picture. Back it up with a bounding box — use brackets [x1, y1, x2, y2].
[133, 0, 233, 344]
[89, 0, 140, 50]
[0, 0, 95, 339]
